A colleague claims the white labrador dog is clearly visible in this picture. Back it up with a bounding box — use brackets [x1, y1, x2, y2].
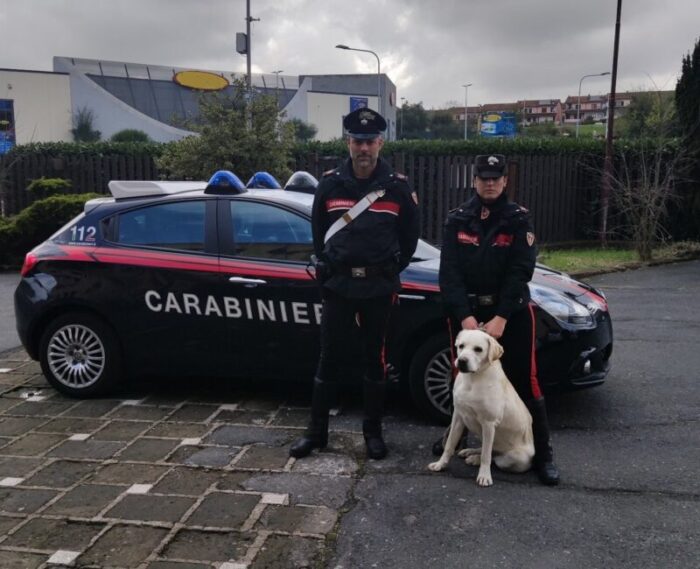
[428, 329, 535, 487]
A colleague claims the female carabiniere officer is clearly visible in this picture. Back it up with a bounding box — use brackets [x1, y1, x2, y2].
[289, 108, 420, 460]
[438, 154, 560, 485]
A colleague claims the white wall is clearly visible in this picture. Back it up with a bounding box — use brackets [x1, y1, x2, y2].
[0, 70, 72, 144]
[307, 91, 379, 141]
[53, 58, 193, 143]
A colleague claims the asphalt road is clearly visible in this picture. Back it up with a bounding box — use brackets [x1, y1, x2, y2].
[0, 272, 19, 353]
[330, 260, 700, 569]
[0, 262, 698, 568]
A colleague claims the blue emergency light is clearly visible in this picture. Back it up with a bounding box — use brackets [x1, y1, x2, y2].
[246, 171, 282, 189]
[205, 170, 246, 194]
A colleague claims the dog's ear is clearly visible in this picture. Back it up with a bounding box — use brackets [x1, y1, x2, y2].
[488, 336, 504, 362]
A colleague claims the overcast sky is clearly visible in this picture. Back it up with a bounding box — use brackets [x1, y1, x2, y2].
[1, 0, 697, 108]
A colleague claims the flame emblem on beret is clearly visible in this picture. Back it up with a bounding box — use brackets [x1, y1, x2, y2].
[487, 156, 499, 165]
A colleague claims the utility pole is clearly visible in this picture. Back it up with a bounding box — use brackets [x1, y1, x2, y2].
[245, 0, 260, 90]
[601, 0, 622, 246]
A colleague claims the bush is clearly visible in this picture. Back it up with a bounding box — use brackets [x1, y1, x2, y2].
[0, 193, 101, 267]
[110, 129, 152, 143]
[26, 177, 72, 197]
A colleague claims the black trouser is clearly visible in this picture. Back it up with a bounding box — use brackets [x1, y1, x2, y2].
[316, 288, 394, 384]
[449, 304, 542, 402]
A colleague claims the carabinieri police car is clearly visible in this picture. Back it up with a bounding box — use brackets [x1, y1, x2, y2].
[14, 170, 613, 422]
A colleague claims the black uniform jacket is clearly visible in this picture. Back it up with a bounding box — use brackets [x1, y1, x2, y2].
[439, 192, 537, 322]
[312, 157, 420, 298]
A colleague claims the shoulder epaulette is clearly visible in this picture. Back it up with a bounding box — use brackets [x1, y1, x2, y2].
[394, 172, 408, 181]
[322, 169, 337, 178]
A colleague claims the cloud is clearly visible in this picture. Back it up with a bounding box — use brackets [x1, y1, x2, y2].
[1, 0, 697, 107]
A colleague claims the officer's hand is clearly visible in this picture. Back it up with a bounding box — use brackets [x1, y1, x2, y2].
[461, 316, 479, 330]
[483, 316, 507, 339]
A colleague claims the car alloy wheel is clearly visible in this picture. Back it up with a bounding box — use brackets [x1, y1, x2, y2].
[39, 312, 122, 397]
[47, 324, 106, 388]
[423, 347, 453, 417]
[408, 332, 453, 424]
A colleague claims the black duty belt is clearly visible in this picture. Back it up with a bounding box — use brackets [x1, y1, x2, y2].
[468, 293, 498, 306]
[336, 264, 397, 278]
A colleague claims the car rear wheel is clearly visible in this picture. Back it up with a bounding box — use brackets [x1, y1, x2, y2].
[39, 313, 122, 397]
[408, 332, 453, 424]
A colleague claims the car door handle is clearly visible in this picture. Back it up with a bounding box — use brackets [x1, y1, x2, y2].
[228, 276, 267, 286]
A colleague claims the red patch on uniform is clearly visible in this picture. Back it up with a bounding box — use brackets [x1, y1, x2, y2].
[492, 233, 514, 247]
[480, 207, 490, 220]
[457, 231, 479, 245]
[369, 201, 400, 215]
[326, 199, 356, 211]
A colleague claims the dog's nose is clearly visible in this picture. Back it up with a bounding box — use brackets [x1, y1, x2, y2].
[457, 359, 469, 373]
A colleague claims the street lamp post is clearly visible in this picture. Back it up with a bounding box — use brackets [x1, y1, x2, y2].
[576, 71, 610, 138]
[335, 44, 381, 116]
[270, 70, 283, 107]
[399, 96, 406, 139]
[462, 83, 472, 140]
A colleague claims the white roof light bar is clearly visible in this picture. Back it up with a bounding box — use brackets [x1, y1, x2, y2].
[107, 180, 205, 200]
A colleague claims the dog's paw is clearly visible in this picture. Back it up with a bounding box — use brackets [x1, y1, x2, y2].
[464, 454, 481, 466]
[427, 460, 448, 472]
[457, 448, 480, 459]
[476, 469, 493, 487]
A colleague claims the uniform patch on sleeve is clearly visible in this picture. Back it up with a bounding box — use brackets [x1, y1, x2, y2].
[526, 232, 535, 246]
[411, 191, 418, 205]
[457, 231, 479, 245]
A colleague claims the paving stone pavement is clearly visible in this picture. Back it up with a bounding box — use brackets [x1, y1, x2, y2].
[0, 348, 399, 569]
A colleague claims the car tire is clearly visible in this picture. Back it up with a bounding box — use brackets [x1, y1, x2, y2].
[408, 332, 453, 424]
[39, 312, 122, 398]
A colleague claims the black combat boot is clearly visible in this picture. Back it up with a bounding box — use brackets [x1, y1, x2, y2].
[289, 378, 335, 458]
[362, 378, 388, 460]
[526, 397, 560, 486]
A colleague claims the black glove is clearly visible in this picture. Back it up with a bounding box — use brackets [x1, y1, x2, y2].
[310, 254, 332, 284]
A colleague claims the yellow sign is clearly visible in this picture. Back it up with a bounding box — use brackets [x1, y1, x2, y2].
[483, 113, 503, 122]
[173, 70, 229, 91]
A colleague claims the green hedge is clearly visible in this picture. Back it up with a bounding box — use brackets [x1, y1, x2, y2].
[0, 193, 101, 267]
[5, 141, 165, 158]
[6, 136, 680, 162]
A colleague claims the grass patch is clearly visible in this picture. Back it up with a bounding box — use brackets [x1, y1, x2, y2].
[538, 241, 700, 274]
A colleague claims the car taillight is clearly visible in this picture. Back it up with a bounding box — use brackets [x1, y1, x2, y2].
[20, 253, 38, 277]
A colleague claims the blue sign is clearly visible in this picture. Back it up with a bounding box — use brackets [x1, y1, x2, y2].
[350, 97, 368, 112]
[480, 111, 517, 138]
[0, 99, 15, 155]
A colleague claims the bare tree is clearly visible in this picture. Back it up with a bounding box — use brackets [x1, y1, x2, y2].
[606, 138, 685, 261]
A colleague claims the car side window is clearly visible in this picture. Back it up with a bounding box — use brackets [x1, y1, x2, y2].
[116, 201, 206, 251]
[230, 201, 313, 261]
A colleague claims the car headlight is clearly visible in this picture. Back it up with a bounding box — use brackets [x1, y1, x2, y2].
[529, 284, 594, 328]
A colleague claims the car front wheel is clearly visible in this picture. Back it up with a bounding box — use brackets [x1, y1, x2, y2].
[408, 332, 453, 424]
[39, 312, 122, 398]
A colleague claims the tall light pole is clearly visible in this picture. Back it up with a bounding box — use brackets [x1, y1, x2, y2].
[462, 83, 472, 140]
[270, 70, 283, 107]
[400, 96, 406, 139]
[335, 44, 381, 116]
[576, 71, 610, 138]
[245, 0, 260, 90]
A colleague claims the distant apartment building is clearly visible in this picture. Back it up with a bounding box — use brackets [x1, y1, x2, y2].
[520, 99, 563, 125]
[563, 92, 634, 124]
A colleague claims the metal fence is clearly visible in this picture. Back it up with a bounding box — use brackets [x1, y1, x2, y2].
[1, 152, 602, 244]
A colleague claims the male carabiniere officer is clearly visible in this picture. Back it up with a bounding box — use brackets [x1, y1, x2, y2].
[290, 108, 420, 460]
[438, 154, 560, 485]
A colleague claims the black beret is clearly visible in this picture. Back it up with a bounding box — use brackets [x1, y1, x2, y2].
[343, 108, 387, 139]
[474, 154, 508, 178]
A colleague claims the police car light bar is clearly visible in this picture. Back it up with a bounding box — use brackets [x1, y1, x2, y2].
[205, 170, 247, 194]
[246, 171, 282, 189]
[108, 180, 205, 200]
